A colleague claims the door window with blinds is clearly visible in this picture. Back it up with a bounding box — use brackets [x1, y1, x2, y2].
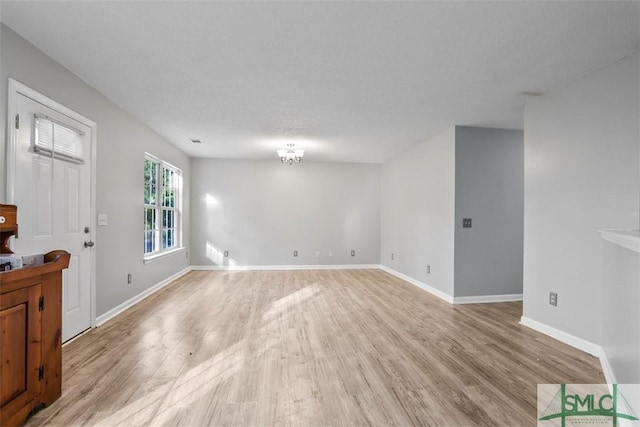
[144, 154, 181, 259]
[32, 114, 85, 163]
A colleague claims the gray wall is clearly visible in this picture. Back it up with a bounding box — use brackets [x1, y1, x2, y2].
[454, 126, 524, 297]
[190, 159, 380, 266]
[523, 53, 640, 345]
[380, 128, 456, 296]
[0, 24, 192, 317]
[602, 241, 640, 383]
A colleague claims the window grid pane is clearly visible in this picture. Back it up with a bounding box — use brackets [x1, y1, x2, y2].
[144, 159, 158, 205]
[162, 168, 176, 208]
[161, 228, 176, 249]
[144, 208, 157, 232]
[162, 209, 175, 229]
[144, 230, 157, 254]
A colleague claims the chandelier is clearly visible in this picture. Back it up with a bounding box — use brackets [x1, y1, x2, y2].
[276, 143, 304, 165]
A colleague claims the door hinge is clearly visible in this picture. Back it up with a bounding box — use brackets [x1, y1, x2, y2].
[15, 114, 19, 129]
[39, 296, 44, 311]
[38, 365, 44, 381]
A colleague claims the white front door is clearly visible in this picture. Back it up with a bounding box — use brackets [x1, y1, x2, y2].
[7, 82, 94, 342]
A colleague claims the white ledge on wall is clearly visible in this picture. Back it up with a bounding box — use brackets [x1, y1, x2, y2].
[598, 229, 640, 253]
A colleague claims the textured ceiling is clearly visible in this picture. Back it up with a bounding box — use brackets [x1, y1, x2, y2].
[1, 1, 638, 163]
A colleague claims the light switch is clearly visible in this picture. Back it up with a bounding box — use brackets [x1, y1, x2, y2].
[98, 213, 108, 226]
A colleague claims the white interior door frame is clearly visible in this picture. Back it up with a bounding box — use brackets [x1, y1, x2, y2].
[6, 78, 97, 329]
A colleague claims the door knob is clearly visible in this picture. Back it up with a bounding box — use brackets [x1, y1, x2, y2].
[84, 241, 95, 248]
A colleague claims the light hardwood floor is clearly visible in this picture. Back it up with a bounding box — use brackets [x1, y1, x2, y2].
[26, 269, 603, 426]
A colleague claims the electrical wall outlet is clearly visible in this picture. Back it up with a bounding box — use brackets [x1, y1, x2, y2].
[549, 292, 558, 306]
[315, 251, 320, 258]
[427, 265, 431, 274]
[127, 273, 132, 284]
[97, 213, 108, 226]
[293, 250, 298, 257]
[351, 250, 356, 257]
[463, 218, 472, 228]
[223, 250, 229, 257]
[391, 253, 394, 260]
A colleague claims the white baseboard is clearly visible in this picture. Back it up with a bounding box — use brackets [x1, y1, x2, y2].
[378, 266, 523, 306]
[379, 265, 454, 304]
[191, 264, 380, 271]
[519, 316, 603, 358]
[453, 294, 523, 304]
[96, 267, 191, 326]
[520, 317, 623, 387]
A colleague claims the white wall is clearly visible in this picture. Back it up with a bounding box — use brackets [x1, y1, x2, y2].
[190, 159, 380, 266]
[0, 24, 191, 317]
[380, 128, 456, 296]
[454, 126, 524, 297]
[523, 53, 640, 345]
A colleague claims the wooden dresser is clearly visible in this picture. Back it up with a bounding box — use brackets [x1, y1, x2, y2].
[0, 250, 70, 426]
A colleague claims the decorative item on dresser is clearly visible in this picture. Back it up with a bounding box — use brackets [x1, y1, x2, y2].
[0, 204, 18, 254]
[0, 203, 70, 426]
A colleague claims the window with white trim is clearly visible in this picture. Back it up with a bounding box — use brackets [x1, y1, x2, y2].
[144, 154, 181, 257]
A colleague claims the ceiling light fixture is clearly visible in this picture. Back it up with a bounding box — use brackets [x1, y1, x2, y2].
[276, 143, 304, 166]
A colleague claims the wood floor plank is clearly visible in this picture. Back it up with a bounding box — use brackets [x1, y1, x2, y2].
[24, 269, 604, 426]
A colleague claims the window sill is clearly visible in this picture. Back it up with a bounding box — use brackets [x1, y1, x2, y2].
[143, 247, 186, 264]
